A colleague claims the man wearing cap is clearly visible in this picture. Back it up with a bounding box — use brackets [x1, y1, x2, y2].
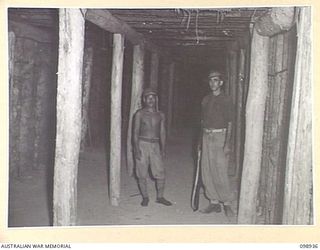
[133, 87, 172, 207]
[199, 70, 235, 217]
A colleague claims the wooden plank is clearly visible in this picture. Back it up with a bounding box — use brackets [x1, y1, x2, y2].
[228, 49, 238, 176]
[167, 62, 175, 135]
[86, 9, 142, 44]
[159, 42, 228, 47]
[10, 34, 23, 177]
[127, 45, 145, 176]
[266, 33, 285, 224]
[238, 28, 269, 224]
[235, 49, 245, 177]
[282, 7, 312, 225]
[53, 8, 85, 226]
[109, 8, 267, 18]
[258, 35, 274, 222]
[85, 9, 166, 56]
[150, 52, 159, 89]
[126, 23, 249, 29]
[8, 31, 17, 177]
[259, 35, 276, 223]
[80, 47, 94, 151]
[110, 34, 125, 206]
[150, 36, 235, 41]
[225, 55, 230, 95]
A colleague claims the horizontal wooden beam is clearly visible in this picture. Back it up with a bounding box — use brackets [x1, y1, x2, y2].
[161, 40, 230, 47]
[152, 36, 235, 41]
[109, 8, 268, 18]
[86, 9, 142, 44]
[255, 7, 295, 36]
[85, 9, 167, 57]
[131, 25, 248, 31]
[113, 16, 252, 24]
[136, 29, 247, 37]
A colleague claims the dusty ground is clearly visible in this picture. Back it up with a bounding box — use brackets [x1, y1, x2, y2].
[8, 128, 239, 227]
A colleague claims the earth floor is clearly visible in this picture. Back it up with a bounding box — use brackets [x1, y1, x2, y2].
[8, 128, 239, 227]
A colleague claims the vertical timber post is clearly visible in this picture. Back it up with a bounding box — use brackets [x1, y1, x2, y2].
[127, 45, 144, 176]
[110, 33, 125, 206]
[167, 62, 175, 136]
[150, 51, 159, 89]
[282, 7, 312, 224]
[53, 8, 85, 226]
[228, 47, 238, 176]
[238, 28, 269, 224]
[229, 48, 238, 105]
[235, 49, 245, 177]
[8, 31, 16, 177]
[80, 47, 94, 151]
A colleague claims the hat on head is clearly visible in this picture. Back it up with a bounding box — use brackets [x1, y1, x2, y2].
[208, 70, 222, 79]
[142, 87, 158, 97]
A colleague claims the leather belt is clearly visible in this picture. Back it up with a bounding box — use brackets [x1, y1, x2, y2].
[203, 128, 226, 133]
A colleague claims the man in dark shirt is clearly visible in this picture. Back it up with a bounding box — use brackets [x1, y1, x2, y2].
[199, 70, 235, 217]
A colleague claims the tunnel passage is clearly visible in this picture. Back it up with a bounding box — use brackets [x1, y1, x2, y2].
[7, 7, 312, 226]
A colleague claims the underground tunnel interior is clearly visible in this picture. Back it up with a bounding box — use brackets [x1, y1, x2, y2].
[8, 7, 307, 226]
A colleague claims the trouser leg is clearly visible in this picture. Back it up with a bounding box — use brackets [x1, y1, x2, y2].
[156, 179, 165, 198]
[138, 178, 148, 198]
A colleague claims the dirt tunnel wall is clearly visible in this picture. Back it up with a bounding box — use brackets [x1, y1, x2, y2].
[9, 20, 58, 178]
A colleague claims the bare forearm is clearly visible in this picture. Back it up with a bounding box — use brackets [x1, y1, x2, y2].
[160, 137, 166, 152]
[160, 114, 166, 152]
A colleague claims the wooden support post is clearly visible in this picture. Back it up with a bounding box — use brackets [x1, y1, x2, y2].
[81, 47, 94, 151]
[127, 45, 144, 176]
[53, 8, 85, 226]
[225, 56, 230, 95]
[110, 34, 125, 206]
[158, 58, 168, 114]
[235, 49, 245, 177]
[228, 49, 238, 176]
[229, 49, 238, 105]
[238, 28, 269, 224]
[167, 62, 175, 135]
[261, 33, 289, 224]
[8, 32, 15, 81]
[282, 7, 312, 224]
[150, 52, 159, 89]
[8, 31, 17, 176]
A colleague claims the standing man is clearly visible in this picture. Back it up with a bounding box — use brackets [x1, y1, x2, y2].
[133, 87, 172, 207]
[199, 70, 235, 217]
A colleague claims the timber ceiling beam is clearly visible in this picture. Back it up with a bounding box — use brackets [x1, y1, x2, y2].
[85, 9, 170, 58]
[254, 7, 295, 36]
